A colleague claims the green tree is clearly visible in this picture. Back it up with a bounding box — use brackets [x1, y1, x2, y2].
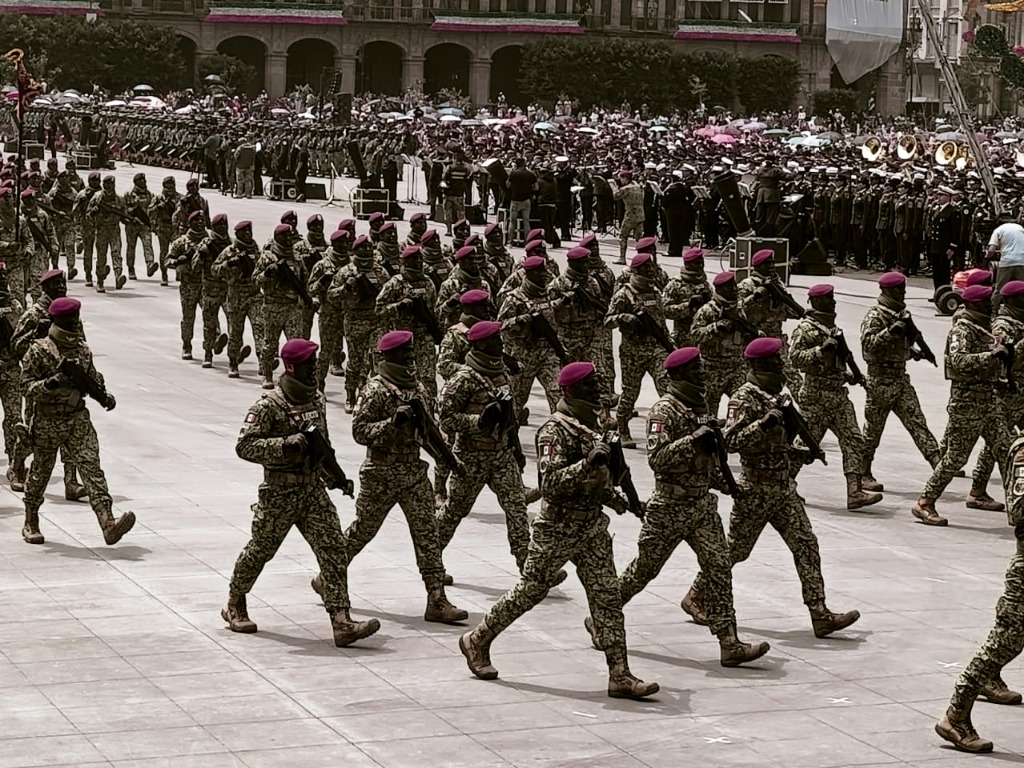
[737, 55, 799, 114]
[812, 87, 860, 117]
[198, 54, 258, 96]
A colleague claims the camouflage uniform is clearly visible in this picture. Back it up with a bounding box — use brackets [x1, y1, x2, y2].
[148, 189, 180, 282]
[436, 363, 530, 568]
[19, 207, 57, 303]
[86, 188, 124, 290]
[196, 231, 230, 359]
[436, 268, 487, 329]
[164, 230, 205, 354]
[327, 262, 387, 401]
[307, 248, 348, 390]
[376, 272, 440, 398]
[972, 309, 1024, 491]
[613, 181, 645, 262]
[590, 256, 619, 393]
[663, 271, 711, 347]
[690, 297, 748, 417]
[922, 313, 1010, 501]
[255, 243, 308, 382]
[438, 323, 472, 382]
[47, 178, 77, 272]
[0, 297, 22, 463]
[497, 284, 561, 414]
[72, 185, 99, 282]
[623, 393, 735, 632]
[693, 381, 827, 606]
[860, 302, 941, 473]
[550, 270, 609, 385]
[230, 386, 352, 615]
[738, 273, 803, 392]
[212, 237, 264, 373]
[121, 185, 155, 278]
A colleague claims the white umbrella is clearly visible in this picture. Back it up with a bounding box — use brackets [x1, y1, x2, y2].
[270, 107, 290, 116]
[482, 117, 507, 126]
[439, 114, 462, 123]
[438, 107, 465, 117]
[132, 84, 155, 93]
[462, 119, 483, 127]
[129, 96, 166, 110]
[174, 104, 194, 115]
[104, 99, 127, 107]
[577, 127, 599, 135]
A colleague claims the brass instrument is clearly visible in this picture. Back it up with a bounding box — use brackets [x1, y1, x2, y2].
[897, 135, 919, 161]
[955, 144, 971, 171]
[1016, 148, 1024, 169]
[935, 141, 959, 166]
[861, 136, 884, 162]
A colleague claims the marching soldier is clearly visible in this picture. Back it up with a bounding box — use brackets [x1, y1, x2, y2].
[85, 175, 128, 294]
[688, 337, 861, 638]
[439, 289, 493, 382]
[195, 213, 230, 369]
[690, 271, 752, 417]
[47, 171, 78, 279]
[459, 361, 659, 700]
[483, 223, 514, 285]
[212, 220, 261, 379]
[590, 347, 770, 668]
[71, 172, 101, 287]
[149, 176, 180, 286]
[789, 284, 882, 510]
[583, 235, 619, 400]
[165, 211, 208, 361]
[20, 297, 135, 546]
[405, 211, 428, 246]
[550, 246, 609, 392]
[375, 221, 402, 278]
[663, 247, 712, 348]
[255, 224, 308, 390]
[307, 229, 349, 392]
[121, 173, 158, 280]
[172, 177, 209, 238]
[436, 246, 488, 329]
[223, 338, 380, 648]
[913, 285, 1012, 526]
[605, 252, 670, 448]
[738, 249, 803, 392]
[420, 229, 451, 288]
[614, 171, 645, 265]
[19, 190, 57, 302]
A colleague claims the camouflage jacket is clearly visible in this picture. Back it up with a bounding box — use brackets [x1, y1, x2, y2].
[236, 385, 328, 474]
[438, 323, 470, 382]
[662, 273, 711, 343]
[549, 271, 606, 337]
[605, 283, 668, 347]
[352, 373, 430, 454]
[436, 268, 487, 329]
[497, 285, 559, 351]
[376, 272, 438, 335]
[327, 263, 388, 316]
[724, 381, 802, 482]
[690, 297, 746, 360]
[307, 251, 348, 312]
[646, 393, 719, 495]
[536, 409, 622, 520]
[165, 231, 205, 284]
[212, 238, 260, 294]
[738, 273, 798, 338]
[944, 314, 999, 385]
[439, 364, 514, 452]
[254, 244, 307, 305]
[790, 314, 846, 387]
[23, 335, 104, 415]
[859, 303, 912, 367]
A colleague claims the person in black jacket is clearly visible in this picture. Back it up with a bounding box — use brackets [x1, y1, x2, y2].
[537, 168, 560, 248]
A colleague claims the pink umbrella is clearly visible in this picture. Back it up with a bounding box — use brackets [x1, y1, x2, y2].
[711, 134, 737, 145]
[695, 127, 716, 138]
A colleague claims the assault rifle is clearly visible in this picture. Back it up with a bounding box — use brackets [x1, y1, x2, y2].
[529, 312, 567, 362]
[0, 313, 14, 353]
[478, 389, 525, 467]
[23, 216, 55, 261]
[771, 392, 826, 465]
[764, 279, 806, 319]
[230, 244, 256, 279]
[273, 260, 313, 307]
[58, 357, 112, 409]
[408, 395, 464, 477]
[998, 339, 1018, 394]
[411, 296, 443, 344]
[831, 328, 865, 387]
[637, 311, 674, 353]
[95, 199, 148, 229]
[301, 421, 355, 496]
[354, 273, 379, 301]
[901, 311, 937, 367]
[721, 307, 762, 341]
[696, 414, 739, 498]
[36, 199, 69, 220]
[569, 283, 608, 314]
[602, 431, 645, 520]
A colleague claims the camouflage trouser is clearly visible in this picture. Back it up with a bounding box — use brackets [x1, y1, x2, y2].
[54, 219, 74, 267]
[179, 281, 203, 350]
[597, 327, 617, 395]
[510, 344, 561, 415]
[226, 291, 264, 369]
[704, 357, 746, 420]
[951, 552, 1024, 709]
[155, 228, 172, 278]
[343, 317, 377, 395]
[801, 383, 868, 477]
[7, 255, 33, 309]
[618, 340, 668, 431]
[444, 196, 466, 231]
[230, 483, 351, 614]
[315, 312, 345, 390]
[435, 448, 530, 567]
[0, 366, 20, 459]
[345, 459, 445, 585]
[80, 225, 96, 279]
[93, 225, 123, 285]
[260, 301, 304, 377]
[236, 168, 254, 198]
[971, 395, 1024, 494]
[619, 212, 645, 261]
[484, 512, 628, 656]
[201, 283, 228, 354]
[622, 491, 736, 634]
[698, 478, 826, 606]
[124, 224, 155, 275]
[24, 409, 113, 521]
[413, 331, 438, 400]
[924, 393, 1010, 501]
[863, 372, 941, 473]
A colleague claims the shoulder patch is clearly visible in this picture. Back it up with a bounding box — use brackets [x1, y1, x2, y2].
[244, 411, 256, 423]
[949, 330, 961, 354]
[725, 401, 741, 430]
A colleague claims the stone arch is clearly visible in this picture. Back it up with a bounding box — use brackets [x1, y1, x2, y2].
[356, 40, 404, 96]
[489, 45, 522, 106]
[217, 36, 267, 93]
[177, 35, 198, 89]
[424, 42, 471, 96]
[287, 38, 337, 93]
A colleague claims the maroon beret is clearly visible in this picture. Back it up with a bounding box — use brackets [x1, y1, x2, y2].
[400, 245, 421, 260]
[636, 236, 658, 253]
[454, 218, 469, 229]
[523, 255, 546, 271]
[751, 249, 774, 266]
[280, 338, 318, 367]
[188, 210, 205, 224]
[484, 222, 500, 237]
[0, 188, 8, 199]
[808, 284, 833, 298]
[525, 240, 546, 255]
[379, 221, 395, 234]
[162, 175, 174, 185]
[467, 320, 502, 343]
[48, 296, 81, 318]
[713, 271, 736, 286]
[353, 235, 370, 250]
[103, 174, 115, 184]
[307, 214, 323, 226]
[453, 246, 476, 262]
[421, 229, 438, 244]
[460, 289, 490, 305]
[281, 210, 297, 222]
[966, 270, 993, 287]
[878, 271, 906, 288]
[88, 171, 100, 182]
[744, 337, 784, 360]
[464, 234, 481, 248]
[211, 213, 227, 226]
[410, 212, 427, 223]
[683, 248, 704, 263]
[368, 212, 385, 225]
[526, 228, 544, 243]
[330, 229, 350, 244]
[580, 234, 597, 250]
[338, 219, 356, 232]
[558, 361, 596, 388]
[40, 268, 63, 284]
[664, 347, 700, 370]
[630, 252, 652, 268]
[567, 247, 590, 262]
[273, 223, 292, 236]
[19, 189, 34, 200]
[378, 329, 413, 351]
[962, 285, 993, 303]
[1001, 280, 1024, 298]
[234, 220, 252, 232]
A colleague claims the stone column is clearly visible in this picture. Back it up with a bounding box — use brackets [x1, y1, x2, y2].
[404, 55, 425, 94]
[874, 52, 908, 117]
[609, 0, 621, 27]
[266, 53, 288, 98]
[339, 55, 357, 93]
[469, 59, 489, 106]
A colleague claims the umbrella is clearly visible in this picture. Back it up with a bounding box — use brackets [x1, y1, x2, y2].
[439, 114, 461, 123]
[129, 96, 166, 110]
[711, 134, 737, 145]
[995, 130, 1016, 138]
[577, 127, 599, 135]
[132, 84, 155, 93]
[174, 104, 194, 115]
[482, 117, 507, 126]
[648, 125, 668, 133]
[203, 74, 223, 84]
[935, 131, 965, 141]
[270, 107, 290, 116]
[765, 128, 790, 137]
[462, 119, 483, 127]
[104, 99, 127, 107]
[533, 121, 559, 133]
[743, 121, 767, 132]
[438, 107, 465, 117]
[818, 131, 844, 142]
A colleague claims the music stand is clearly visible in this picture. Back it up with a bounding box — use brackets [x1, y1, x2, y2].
[322, 163, 342, 208]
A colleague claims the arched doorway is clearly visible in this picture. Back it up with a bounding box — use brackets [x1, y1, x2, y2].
[355, 41, 404, 95]
[287, 39, 337, 93]
[216, 36, 267, 93]
[177, 35, 197, 89]
[424, 43, 470, 96]
[490, 46, 522, 106]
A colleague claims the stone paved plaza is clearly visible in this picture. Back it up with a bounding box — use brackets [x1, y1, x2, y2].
[0, 161, 1022, 767]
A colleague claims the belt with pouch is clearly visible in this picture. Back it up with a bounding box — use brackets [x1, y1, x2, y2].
[742, 467, 790, 485]
[264, 470, 319, 486]
[366, 447, 420, 464]
[653, 480, 707, 499]
[457, 437, 505, 452]
[541, 499, 595, 523]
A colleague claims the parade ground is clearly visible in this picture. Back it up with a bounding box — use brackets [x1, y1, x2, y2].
[0, 161, 1021, 768]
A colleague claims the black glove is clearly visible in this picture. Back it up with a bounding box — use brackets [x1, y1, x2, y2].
[478, 401, 503, 434]
[993, 345, 1011, 361]
[690, 424, 715, 448]
[716, 318, 732, 332]
[43, 375, 63, 391]
[890, 320, 907, 336]
[393, 405, 415, 426]
[282, 433, 306, 459]
[619, 314, 638, 328]
[34, 320, 50, 339]
[822, 337, 838, 352]
[103, 393, 117, 411]
[760, 409, 784, 430]
[264, 262, 279, 278]
[587, 442, 611, 467]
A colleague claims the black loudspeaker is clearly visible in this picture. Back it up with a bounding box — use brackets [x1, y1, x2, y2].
[23, 143, 44, 160]
[466, 204, 486, 225]
[712, 171, 754, 237]
[389, 202, 405, 220]
[792, 239, 832, 276]
[481, 158, 508, 190]
[305, 182, 327, 201]
[731, 237, 790, 282]
[354, 188, 389, 220]
[269, 179, 295, 201]
[335, 93, 352, 127]
[347, 140, 367, 182]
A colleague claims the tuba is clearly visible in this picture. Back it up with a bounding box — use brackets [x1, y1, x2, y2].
[897, 135, 919, 161]
[935, 141, 958, 166]
[955, 144, 971, 171]
[1016, 148, 1024, 168]
[861, 136, 884, 162]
